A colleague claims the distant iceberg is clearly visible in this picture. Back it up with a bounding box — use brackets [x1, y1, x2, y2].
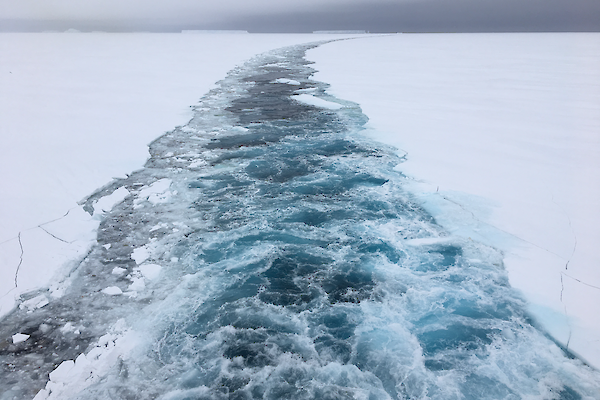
[181, 30, 248, 34]
[313, 30, 367, 34]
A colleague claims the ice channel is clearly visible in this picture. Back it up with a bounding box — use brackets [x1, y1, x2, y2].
[1, 41, 599, 400]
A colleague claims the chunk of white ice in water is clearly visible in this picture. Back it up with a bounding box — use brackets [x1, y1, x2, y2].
[101, 286, 123, 295]
[292, 93, 343, 109]
[188, 159, 207, 168]
[19, 294, 49, 312]
[12, 333, 30, 344]
[93, 187, 129, 216]
[60, 322, 76, 334]
[295, 87, 317, 93]
[131, 247, 150, 264]
[136, 179, 172, 206]
[139, 264, 162, 281]
[111, 267, 126, 275]
[48, 360, 75, 382]
[149, 222, 168, 232]
[273, 78, 301, 85]
[128, 277, 145, 292]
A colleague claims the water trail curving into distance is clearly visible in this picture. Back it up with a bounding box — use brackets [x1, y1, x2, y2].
[1, 41, 599, 400]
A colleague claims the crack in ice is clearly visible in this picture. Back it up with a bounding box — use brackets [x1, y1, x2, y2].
[561, 271, 600, 291]
[437, 193, 566, 260]
[15, 232, 23, 288]
[550, 194, 578, 270]
[559, 273, 573, 351]
[0, 208, 75, 246]
[38, 226, 71, 244]
[38, 208, 73, 227]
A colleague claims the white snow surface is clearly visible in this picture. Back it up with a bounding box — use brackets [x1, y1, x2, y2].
[309, 33, 600, 369]
[0, 32, 362, 319]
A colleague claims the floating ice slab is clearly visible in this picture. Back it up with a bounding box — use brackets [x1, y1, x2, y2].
[274, 78, 301, 85]
[12, 333, 29, 344]
[101, 286, 123, 296]
[292, 93, 343, 109]
[138, 264, 162, 281]
[93, 187, 129, 216]
[131, 246, 150, 265]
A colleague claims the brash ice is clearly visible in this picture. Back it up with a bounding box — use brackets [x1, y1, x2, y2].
[1, 42, 599, 400]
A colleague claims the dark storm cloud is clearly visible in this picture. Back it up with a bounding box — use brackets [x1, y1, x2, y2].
[1, 0, 598, 32]
[230, 0, 600, 33]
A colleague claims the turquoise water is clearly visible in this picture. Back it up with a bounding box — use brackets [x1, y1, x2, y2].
[1, 42, 599, 400]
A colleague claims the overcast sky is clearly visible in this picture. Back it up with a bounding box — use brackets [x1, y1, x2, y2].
[1, 0, 599, 32]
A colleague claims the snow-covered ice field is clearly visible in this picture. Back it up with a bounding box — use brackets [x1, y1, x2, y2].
[1, 32, 599, 396]
[0, 32, 361, 318]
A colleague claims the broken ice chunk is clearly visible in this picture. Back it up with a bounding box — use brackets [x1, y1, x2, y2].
[292, 93, 343, 110]
[19, 294, 49, 312]
[12, 333, 30, 344]
[60, 322, 76, 334]
[49, 360, 75, 382]
[101, 286, 123, 295]
[149, 222, 168, 232]
[139, 264, 162, 281]
[135, 179, 172, 206]
[131, 247, 150, 265]
[128, 277, 145, 292]
[273, 78, 301, 85]
[111, 267, 126, 275]
[188, 159, 207, 168]
[93, 187, 129, 216]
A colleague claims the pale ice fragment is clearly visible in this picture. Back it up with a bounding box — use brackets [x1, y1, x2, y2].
[139, 264, 162, 281]
[93, 187, 129, 216]
[101, 286, 123, 295]
[20, 294, 49, 312]
[131, 247, 150, 264]
[274, 78, 301, 85]
[48, 360, 75, 382]
[111, 267, 126, 275]
[292, 94, 343, 109]
[12, 333, 30, 344]
[128, 277, 145, 292]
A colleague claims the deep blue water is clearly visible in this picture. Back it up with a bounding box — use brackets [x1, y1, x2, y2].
[1, 42, 599, 400]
